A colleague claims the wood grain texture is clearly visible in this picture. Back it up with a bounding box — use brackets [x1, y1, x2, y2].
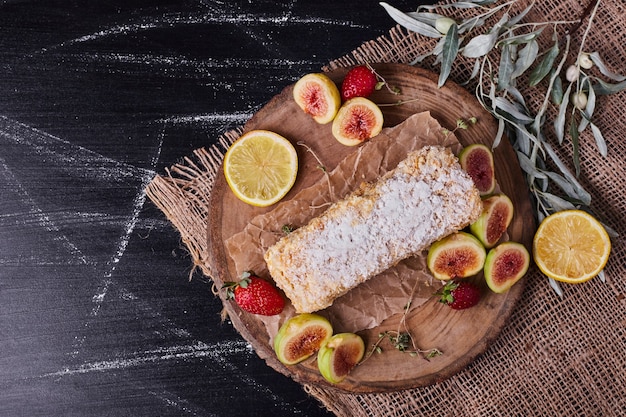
[209, 63, 535, 392]
[0, 1, 437, 416]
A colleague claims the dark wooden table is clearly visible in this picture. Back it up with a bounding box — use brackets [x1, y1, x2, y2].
[0, 1, 434, 416]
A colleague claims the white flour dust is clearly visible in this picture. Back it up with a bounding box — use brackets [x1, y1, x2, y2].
[40, 7, 364, 54]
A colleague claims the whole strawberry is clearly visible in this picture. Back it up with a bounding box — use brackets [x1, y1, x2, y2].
[223, 271, 285, 316]
[437, 281, 481, 310]
[341, 65, 378, 101]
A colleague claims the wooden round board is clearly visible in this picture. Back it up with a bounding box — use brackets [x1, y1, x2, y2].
[208, 63, 535, 393]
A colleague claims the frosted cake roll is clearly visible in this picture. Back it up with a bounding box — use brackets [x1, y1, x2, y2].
[264, 145, 483, 313]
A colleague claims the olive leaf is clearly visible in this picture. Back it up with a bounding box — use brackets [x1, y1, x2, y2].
[405, 11, 447, 24]
[541, 140, 591, 205]
[554, 83, 571, 144]
[498, 28, 543, 46]
[544, 171, 583, 203]
[507, 86, 529, 110]
[593, 78, 626, 95]
[462, 13, 509, 58]
[588, 52, 626, 82]
[578, 77, 596, 133]
[516, 150, 547, 179]
[590, 122, 608, 157]
[493, 118, 505, 148]
[380, 2, 443, 38]
[497, 43, 514, 90]
[462, 57, 482, 85]
[529, 36, 559, 86]
[438, 23, 460, 87]
[516, 124, 535, 155]
[511, 39, 539, 79]
[551, 72, 564, 105]
[600, 221, 620, 239]
[507, 1, 535, 26]
[494, 97, 534, 124]
[458, 15, 487, 34]
[540, 191, 577, 211]
[420, 0, 498, 11]
[569, 116, 581, 177]
[548, 278, 564, 298]
[462, 32, 498, 58]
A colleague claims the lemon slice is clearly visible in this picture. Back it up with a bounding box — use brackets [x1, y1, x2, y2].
[533, 209, 611, 283]
[223, 130, 298, 207]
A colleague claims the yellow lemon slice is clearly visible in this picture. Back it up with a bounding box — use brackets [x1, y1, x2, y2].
[223, 130, 298, 207]
[533, 209, 611, 283]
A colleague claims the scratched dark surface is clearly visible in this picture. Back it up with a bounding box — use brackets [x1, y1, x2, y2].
[0, 1, 436, 416]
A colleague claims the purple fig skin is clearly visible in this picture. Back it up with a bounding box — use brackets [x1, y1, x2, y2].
[484, 242, 530, 293]
[459, 144, 496, 196]
[470, 194, 514, 248]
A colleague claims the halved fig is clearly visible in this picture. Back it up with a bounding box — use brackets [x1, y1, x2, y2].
[293, 73, 341, 124]
[484, 242, 530, 293]
[331, 97, 384, 146]
[427, 232, 487, 281]
[274, 313, 333, 366]
[317, 333, 365, 384]
[459, 144, 496, 195]
[470, 194, 514, 248]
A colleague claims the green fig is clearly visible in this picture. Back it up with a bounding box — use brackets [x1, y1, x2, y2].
[459, 144, 496, 196]
[484, 242, 530, 293]
[427, 232, 487, 281]
[274, 313, 333, 365]
[317, 333, 365, 384]
[470, 194, 514, 248]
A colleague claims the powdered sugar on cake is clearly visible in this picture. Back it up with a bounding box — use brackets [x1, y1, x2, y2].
[264, 146, 482, 313]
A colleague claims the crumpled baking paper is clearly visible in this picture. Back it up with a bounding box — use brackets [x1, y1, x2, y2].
[225, 111, 461, 337]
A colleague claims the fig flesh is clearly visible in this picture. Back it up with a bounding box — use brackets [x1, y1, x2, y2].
[274, 313, 333, 365]
[470, 194, 514, 248]
[484, 242, 530, 293]
[331, 97, 384, 146]
[459, 144, 496, 196]
[317, 333, 365, 384]
[427, 232, 487, 281]
[293, 73, 341, 124]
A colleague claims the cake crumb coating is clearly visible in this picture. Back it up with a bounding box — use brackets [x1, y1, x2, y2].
[264, 145, 483, 313]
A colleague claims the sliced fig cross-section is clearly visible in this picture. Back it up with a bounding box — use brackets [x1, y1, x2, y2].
[331, 97, 384, 146]
[274, 313, 333, 366]
[484, 242, 530, 293]
[470, 193, 514, 248]
[317, 333, 365, 384]
[427, 232, 487, 281]
[293, 73, 341, 124]
[459, 143, 496, 196]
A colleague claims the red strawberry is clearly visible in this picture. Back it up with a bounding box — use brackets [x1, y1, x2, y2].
[437, 281, 481, 310]
[341, 65, 378, 101]
[223, 271, 285, 316]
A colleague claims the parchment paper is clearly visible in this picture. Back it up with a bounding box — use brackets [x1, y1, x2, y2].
[225, 111, 461, 337]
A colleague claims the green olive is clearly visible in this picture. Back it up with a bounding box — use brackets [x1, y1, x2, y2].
[577, 53, 594, 70]
[571, 91, 588, 110]
[435, 17, 456, 35]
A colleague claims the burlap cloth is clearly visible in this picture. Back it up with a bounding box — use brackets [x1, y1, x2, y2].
[146, 0, 626, 415]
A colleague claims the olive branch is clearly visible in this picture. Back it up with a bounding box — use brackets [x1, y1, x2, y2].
[382, 0, 623, 295]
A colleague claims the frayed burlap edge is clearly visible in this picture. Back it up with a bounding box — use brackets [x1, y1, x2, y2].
[145, 128, 241, 280]
[146, 0, 626, 415]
